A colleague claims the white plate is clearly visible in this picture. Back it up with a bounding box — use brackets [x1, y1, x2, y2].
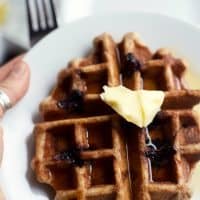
[1, 12, 200, 200]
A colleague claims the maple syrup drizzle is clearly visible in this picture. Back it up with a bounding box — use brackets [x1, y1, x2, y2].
[144, 127, 157, 150]
[144, 127, 156, 182]
[147, 158, 153, 182]
[141, 74, 156, 182]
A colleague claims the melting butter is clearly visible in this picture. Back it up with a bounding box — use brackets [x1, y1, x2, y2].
[100, 86, 165, 128]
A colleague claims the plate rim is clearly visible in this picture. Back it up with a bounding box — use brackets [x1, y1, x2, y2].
[24, 10, 200, 63]
[2, 11, 200, 199]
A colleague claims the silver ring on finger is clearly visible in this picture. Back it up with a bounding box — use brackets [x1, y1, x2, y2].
[0, 90, 12, 112]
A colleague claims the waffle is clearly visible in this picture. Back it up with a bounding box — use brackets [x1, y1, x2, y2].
[32, 33, 200, 200]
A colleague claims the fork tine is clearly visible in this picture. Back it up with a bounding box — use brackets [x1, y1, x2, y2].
[25, 0, 34, 33]
[35, 0, 42, 30]
[41, 0, 48, 29]
[48, 0, 58, 28]
[26, 0, 58, 46]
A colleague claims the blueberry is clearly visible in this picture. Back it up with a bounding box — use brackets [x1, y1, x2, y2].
[57, 100, 69, 109]
[145, 139, 176, 167]
[54, 148, 85, 167]
[121, 53, 141, 78]
[57, 90, 84, 112]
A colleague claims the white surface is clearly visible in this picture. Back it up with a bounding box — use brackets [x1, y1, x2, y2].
[58, 0, 200, 25]
[1, 12, 200, 200]
[1, 0, 29, 48]
[2, 0, 200, 48]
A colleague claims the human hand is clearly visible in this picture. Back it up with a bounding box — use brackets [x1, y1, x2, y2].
[0, 56, 30, 199]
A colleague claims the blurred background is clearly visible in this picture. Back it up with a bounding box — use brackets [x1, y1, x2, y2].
[0, 0, 200, 64]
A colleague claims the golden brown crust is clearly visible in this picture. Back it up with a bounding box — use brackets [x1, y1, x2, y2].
[32, 33, 200, 200]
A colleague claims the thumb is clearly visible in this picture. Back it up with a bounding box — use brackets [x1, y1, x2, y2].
[0, 60, 30, 116]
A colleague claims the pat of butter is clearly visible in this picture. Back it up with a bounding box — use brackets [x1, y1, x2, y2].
[100, 86, 165, 128]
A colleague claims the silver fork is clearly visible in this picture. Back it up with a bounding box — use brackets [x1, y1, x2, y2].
[26, 0, 58, 46]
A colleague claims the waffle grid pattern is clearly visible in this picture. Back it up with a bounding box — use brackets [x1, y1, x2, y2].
[32, 33, 200, 200]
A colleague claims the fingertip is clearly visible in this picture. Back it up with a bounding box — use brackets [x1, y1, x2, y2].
[0, 59, 30, 105]
[9, 61, 28, 78]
